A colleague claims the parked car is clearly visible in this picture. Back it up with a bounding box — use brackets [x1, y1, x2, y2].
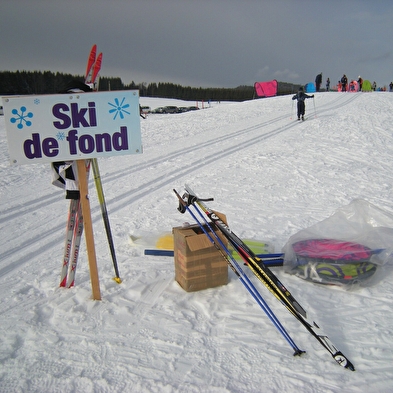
[187, 106, 200, 111]
[152, 107, 165, 113]
[163, 106, 179, 114]
[178, 107, 190, 113]
[140, 106, 151, 114]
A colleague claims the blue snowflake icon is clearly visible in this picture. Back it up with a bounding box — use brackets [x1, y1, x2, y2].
[56, 131, 66, 141]
[10, 106, 34, 129]
[108, 97, 130, 120]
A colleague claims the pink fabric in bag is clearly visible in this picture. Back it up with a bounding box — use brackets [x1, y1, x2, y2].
[292, 239, 372, 261]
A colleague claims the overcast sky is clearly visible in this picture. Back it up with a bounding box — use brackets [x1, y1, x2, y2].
[1, 0, 393, 88]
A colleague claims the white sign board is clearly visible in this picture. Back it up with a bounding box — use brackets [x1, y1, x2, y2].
[2, 90, 142, 165]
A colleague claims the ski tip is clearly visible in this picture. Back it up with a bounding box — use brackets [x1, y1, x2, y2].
[344, 358, 355, 371]
[347, 363, 356, 372]
[113, 277, 122, 284]
[293, 349, 306, 357]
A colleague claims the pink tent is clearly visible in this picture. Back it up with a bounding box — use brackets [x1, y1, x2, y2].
[254, 80, 278, 97]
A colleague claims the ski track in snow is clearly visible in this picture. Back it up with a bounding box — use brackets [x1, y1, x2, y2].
[1, 92, 393, 392]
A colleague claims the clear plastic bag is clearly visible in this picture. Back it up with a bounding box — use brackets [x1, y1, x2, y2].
[282, 199, 393, 288]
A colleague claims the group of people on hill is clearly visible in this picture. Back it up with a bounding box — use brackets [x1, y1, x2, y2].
[316, 72, 391, 92]
[332, 74, 357, 92]
[337, 76, 382, 92]
[337, 74, 363, 92]
[315, 72, 354, 92]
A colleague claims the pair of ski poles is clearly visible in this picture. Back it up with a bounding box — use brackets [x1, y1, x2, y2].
[174, 189, 304, 355]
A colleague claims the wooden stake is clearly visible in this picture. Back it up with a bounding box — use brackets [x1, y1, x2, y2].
[76, 159, 101, 300]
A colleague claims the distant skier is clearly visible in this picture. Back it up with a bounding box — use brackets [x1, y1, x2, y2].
[357, 76, 363, 92]
[341, 74, 348, 92]
[315, 73, 322, 92]
[326, 78, 330, 91]
[292, 87, 314, 121]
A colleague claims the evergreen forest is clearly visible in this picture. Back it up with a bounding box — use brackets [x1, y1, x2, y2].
[0, 70, 299, 101]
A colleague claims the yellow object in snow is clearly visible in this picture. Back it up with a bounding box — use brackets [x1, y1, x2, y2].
[155, 233, 174, 250]
[229, 239, 273, 260]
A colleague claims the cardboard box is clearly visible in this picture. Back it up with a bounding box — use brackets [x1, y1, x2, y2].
[173, 223, 228, 292]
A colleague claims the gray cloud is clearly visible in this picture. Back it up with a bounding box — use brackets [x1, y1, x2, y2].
[1, 0, 393, 88]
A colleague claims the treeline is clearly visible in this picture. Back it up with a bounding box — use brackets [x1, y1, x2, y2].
[0, 71, 121, 95]
[0, 70, 299, 101]
[136, 82, 256, 101]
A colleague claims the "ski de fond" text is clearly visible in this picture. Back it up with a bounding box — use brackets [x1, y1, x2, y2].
[23, 102, 129, 159]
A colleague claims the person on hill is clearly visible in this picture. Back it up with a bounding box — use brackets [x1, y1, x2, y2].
[315, 73, 322, 92]
[389, 82, 393, 92]
[341, 74, 348, 92]
[357, 76, 363, 91]
[372, 81, 377, 91]
[292, 86, 314, 121]
[326, 78, 330, 91]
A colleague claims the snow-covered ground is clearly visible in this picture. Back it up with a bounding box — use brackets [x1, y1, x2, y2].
[1, 92, 393, 392]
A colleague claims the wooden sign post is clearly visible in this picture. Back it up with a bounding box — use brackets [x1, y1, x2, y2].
[76, 159, 101, 300]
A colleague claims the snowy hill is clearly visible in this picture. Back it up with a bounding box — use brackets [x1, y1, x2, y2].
[1, 92, 393, 392]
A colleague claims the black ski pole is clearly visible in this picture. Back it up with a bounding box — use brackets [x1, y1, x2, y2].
[92, 158, 121, 283]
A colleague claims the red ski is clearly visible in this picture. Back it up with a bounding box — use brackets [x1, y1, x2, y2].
[85, 44, 97, 82]
[91, 52, 102, 88]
